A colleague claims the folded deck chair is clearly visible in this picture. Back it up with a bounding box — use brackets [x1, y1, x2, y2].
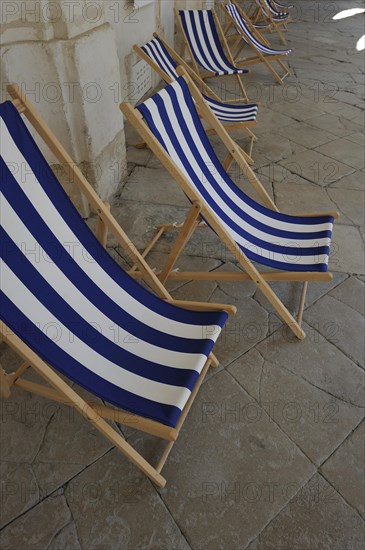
[223, 1, 291, 85]
[224, 0, 272, 48]
[251, 0, 291, 44]
[134, 33, 258, 162]
[176, 8, 250, 102]
[247, 0, 293, 15]
[121, 70, 339, 341]
[270, 0, 293, 11]
[0, 85, 235, 488]
[263, 0, 291, 19]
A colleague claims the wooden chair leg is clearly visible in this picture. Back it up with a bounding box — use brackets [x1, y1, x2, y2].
[242, 127, 257, 159]
[96, 201, 110, 248]
[274, 23, 287, 45]
[297, 281, 308, 326]
[264, 59, 285, 85]
[223, 146, 253, 169]
[156, 356, 212, 473]
[158, 201, 202, 284]
[248, 135, 255, 159]
[277, 59, 290, 75]
[236, 74, 249, 102]
[223, 152, 234, 171]
[129, 226, 166, 273]
[0, 366, 11, 398]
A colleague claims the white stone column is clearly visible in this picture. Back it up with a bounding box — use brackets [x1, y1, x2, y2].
[0, 0, 127, 215]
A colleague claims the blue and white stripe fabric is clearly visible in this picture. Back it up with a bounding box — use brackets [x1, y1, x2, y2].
[137, 78, 334, 272]
[273, 1, 293, 9]
[0, 100, 228, 428]
[263, 0, 289, 18]
[142, 37, 179, 82]
[141, 37, 258, 122]
[178, 10, 248, 76]
[225, 3, 291, 55]
[204, 95, 258, 122]
[252, 22, 271, 29]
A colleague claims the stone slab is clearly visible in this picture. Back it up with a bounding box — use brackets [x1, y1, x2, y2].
[321, 421, 365, 518]
[247, 474, 365, 550]
[65, 448, 190, 550]
[0, 495, 71, 550]
[257, 322, 365, 408]
[279, 149, 354, 186]
[159, 371, 315, 550]
[304, 295, 365, 367]
[316, 138, 365, 170]
[329, 276, 365, 315]
[259, 361, 364, 465]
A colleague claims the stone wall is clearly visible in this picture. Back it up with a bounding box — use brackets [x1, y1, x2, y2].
[0, 0, 127, 214]
[0, 0, 215, 212]
[105, 0, 175, 104]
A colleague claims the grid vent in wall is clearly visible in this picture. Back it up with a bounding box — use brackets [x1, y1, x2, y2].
[131, 59, 152, 103]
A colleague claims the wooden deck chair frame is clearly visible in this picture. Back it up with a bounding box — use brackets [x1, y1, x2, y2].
[133, 33, 257, 164]
[221, 2, 291, 85]
[175, 8, 249, 104]
[0, 84, 236, 488]
[249, 0, 291, 43]
[255, 0, 290, 46]
[121, 68, 340, 341]
[223, 2, 273, 58]
[223, 1, 272, 50]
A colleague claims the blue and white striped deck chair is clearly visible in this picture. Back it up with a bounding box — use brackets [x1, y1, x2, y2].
[223, 0, 272, 49]
[121, 72, 339, 342]
[135, 33, 258, 161]
[273, 1, 294, 10]
[247, 0, 293, 18]
[176, 8, 250, 102]
[224, 1, 291, 84]
[253, 0, 292, 44]
[0, 85, 234, 488]
[263, 0, 290, 19]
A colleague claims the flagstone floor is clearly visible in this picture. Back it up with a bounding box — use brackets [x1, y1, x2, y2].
[0, 1, 364, 548]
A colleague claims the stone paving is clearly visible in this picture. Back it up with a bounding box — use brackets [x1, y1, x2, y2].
[1, 1, 364, 548]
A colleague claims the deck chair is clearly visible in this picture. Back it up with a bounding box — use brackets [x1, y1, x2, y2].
[176, 8, 250, 103]
[263, 0, 292, 19]
[121, 70, 339, 341]
[134, 34, 258, 162]
[0, 84, 235, 488]
[271, 1, 293, 10]
[224, 0, 272, 48]
[223, 1, 291, 85]
[247, 0, 293, 15]
[250, 0, 292, 44]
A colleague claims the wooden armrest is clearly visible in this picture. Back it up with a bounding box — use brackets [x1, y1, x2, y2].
[166, 299, 237, 316]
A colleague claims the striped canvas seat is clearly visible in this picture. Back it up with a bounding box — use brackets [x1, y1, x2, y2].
[141, 37, 258, 123]
[262, 0, 289, 18]
[0, 100, 228, 428]
[178, 10, 248, 76]
[225, 2, 291, 55]
[137, 77, 334, 272]
[273, 1, 293, 9]
[141, 37, 179, 82]
[253, 22, 271, 29]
